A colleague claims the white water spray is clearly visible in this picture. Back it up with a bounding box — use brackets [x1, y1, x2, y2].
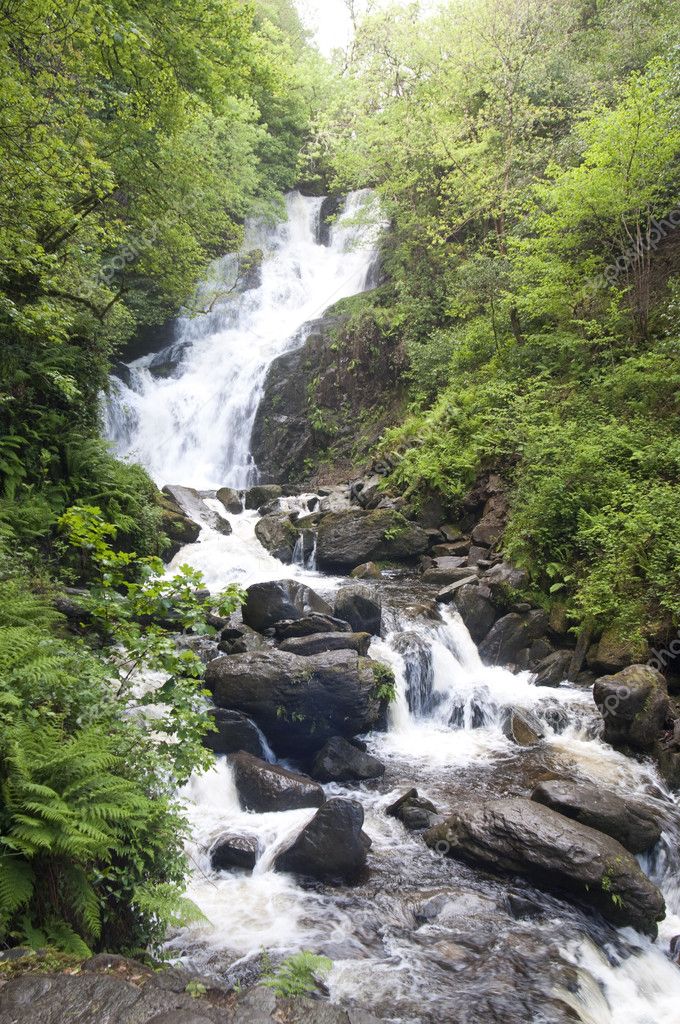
[104, 190, 382, 488]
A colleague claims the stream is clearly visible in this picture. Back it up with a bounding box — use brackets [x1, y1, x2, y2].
[105, 195, 680, 1023]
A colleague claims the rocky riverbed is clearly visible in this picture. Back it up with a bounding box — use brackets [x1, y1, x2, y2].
[145, 481, 680, 1024]
[17, 478, 680, 1024]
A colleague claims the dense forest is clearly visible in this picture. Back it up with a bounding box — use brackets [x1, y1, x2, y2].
[1, 0, 680, 1014]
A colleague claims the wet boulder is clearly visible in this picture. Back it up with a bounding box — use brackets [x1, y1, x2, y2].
[453, 583, 497, 643]
[501, 708, 545, 746]
[242, 579, 332, 633]
[278, 632, 372, 657]
[275, 798, 371, 881]
[244, 484, 283, 510]
[422, 558, 473, 586]
[210, 833, 258, 872]
[316, 509, 429, 570]
[162, 484, 231, 536]
[386, 788, 440, 831]
[349, 561, 382, 579]
[311, 736, 385, 783]
[425, 797, 665, 936]
[205, 648, 384, 757]
[215, 486, 242, 514]
[273, 614, 351, 640]
[334, 585, 382, 636]
[593, 665, 672, 752]
[229, 751, 324, 812]
[254, 515, 297, 564]
[157, 493, 201, 560]
[202, 708, 269, 758]
[531, 780, 662, 854]
[479, 611, 549, 667]
[532, 651, 573, 687]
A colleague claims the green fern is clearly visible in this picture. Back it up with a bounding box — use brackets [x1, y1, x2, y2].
[0, 575, 192, 955]
[262, 952, 333, 997]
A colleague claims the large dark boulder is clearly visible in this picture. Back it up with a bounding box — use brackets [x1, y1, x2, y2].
[479, 611, 549, 667]
[244, 484, 282, 510]
[453, 583, 497, 643]
[0, 965, 229, 1024]
[316, 509, 429, 570]
[242, 580, 332, 633]
[215, 486, 242, 514]
[249, 328, 331, 483]
[210, 833, 258, 872]
[531, 780, 662, 854]
[334, 585, 382, 636]
[202, 708, 269, 758]
[279, 632, 371, 657]
[593, 665, 672, 752]
[229, 751, 324, 812]
[532, 651, 572, 687]
[205, 648, 385, 756]
[311, 736, 385, 782]
[275, 798, 371, 881]
[254, 515, 297, 564]
[501, 708, 544, 746]
[425, 797, 665, 936]
[157, 494, 201, 561]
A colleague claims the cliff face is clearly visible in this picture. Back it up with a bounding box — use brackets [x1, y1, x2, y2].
[250, 302, 405, 484]
[250, 318, 339, 482]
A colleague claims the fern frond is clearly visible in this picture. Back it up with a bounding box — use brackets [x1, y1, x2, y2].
[0, 855, 34, 914]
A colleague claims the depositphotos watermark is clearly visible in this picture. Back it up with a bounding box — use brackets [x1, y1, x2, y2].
[582, 208, 680, 300]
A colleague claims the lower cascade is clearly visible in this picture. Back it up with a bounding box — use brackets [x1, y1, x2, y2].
[155, 499, 680, 1024]
[105, 198, 679, 1023]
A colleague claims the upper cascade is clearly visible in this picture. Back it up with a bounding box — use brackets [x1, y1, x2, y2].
[103, 190, 383, 489]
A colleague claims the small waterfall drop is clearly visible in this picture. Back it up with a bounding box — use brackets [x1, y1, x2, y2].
[104, 190, 382, 489]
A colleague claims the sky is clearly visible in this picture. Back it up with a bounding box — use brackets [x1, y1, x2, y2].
[295, 0, 357, 54]
[297, 0, 399, 55]
[296, 1, 438, 56]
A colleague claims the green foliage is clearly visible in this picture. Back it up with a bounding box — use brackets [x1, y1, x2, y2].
[371, 662, 397, 704]
[58, 504, 245, 782]
[315, 0, 680, 646]
[0, 501, 244, 955]
[262, 951, 333, 997]
[0, 0, 324, 557]
[185, 980, 208, 999]
[0, 570, 192, 955]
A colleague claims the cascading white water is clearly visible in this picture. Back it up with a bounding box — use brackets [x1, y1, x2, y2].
[166, 508, 680, 1023]
[103, 190, 382, 489]
[100, 182, 680, 1022]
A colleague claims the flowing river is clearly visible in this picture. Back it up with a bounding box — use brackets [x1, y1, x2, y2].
[105, 195, 680, 1023]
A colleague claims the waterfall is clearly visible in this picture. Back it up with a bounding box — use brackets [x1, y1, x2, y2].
[103, 190, 383, 489]
[101, 187, 680, 1024]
